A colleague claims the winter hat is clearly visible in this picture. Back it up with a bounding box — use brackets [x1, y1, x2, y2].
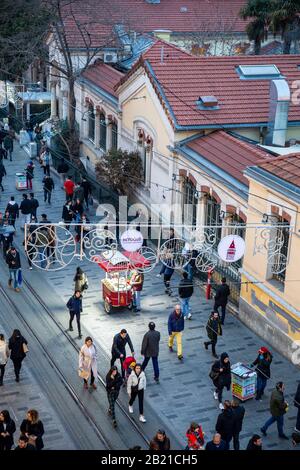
[259, 347, 269, 354]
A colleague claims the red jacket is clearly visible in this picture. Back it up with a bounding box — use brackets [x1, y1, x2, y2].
[64, 179, 75, 195]
[186, 426, 205, 450]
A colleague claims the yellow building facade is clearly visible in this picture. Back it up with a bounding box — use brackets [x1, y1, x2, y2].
[240, 156, 300, 360]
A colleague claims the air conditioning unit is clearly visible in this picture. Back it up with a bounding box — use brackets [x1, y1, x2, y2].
[103, 51, 118, 63]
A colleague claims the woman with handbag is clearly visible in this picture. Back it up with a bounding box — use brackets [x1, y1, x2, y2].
[73, 266, 88, 294]
[127, 363, 147, 423]
[20, 409, 44, 450]
[79, 336, 97, 390]
[0, 334, 10, 386]
[0, 410, 16, 450]
[8, 329, 28, 382]
[210, 352, 231, 410]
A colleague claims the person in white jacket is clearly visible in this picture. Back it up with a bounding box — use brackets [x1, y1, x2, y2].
[0, 334, 10, 386]
[78, 336, 98, 390]
[127, 363, 147, 422]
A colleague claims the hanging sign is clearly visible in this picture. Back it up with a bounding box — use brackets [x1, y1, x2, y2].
[120, 229, 143, 252]
[217, 235, 245, 263]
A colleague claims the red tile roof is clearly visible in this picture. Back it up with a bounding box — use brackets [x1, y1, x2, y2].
[82, 62, 124, 98]
[184, 131, 271, 185]
[138, 54, 300, 128]
[257, 154, 300, 188]
[143, 39, 192, 62]
[61, 0, 247, 47]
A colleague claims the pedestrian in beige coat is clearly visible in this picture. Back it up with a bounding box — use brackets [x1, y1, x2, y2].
[79, 337, 97, 390]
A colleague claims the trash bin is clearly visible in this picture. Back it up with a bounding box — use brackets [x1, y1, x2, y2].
[15, 172, 27, 190]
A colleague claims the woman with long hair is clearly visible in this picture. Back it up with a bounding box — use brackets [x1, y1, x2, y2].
[20, 409, 44, 450]
[106, 366, 123, 428]
[79, 337, 97, 390]
[0, 410, 16, 450]
[73, 266, 88, 294]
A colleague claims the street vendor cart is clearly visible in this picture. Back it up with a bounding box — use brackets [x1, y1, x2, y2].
[231, 362, 257, 401]
[98, 250, 150, 313]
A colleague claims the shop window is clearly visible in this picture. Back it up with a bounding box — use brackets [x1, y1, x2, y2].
[271, 217, 290, 284]
[99, 113, 107, 151]
[182, 177, 197, 227]
[111, 122, 118, 150]
[88, 103, 95, 142]
[204, 195, 222, 245]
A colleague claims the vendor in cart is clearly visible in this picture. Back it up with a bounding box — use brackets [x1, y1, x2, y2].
[130, 270, 144, 313]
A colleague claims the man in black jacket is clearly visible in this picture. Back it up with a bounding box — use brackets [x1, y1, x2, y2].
[6, 246, 22, 291]
[67, 291, 83, 339]
[29, 193, 39, 218]
[5, 196, 19, 227]
[20, 194, 32, 228]
[214, 277, 230, 325]
[231, 399, 245, 450]
[141, 322, 161, 383]
[0, 160, 6, 191]
[294, 383, 300, 432]
[81, 178, 92, 210]
[178, 271, 193, 320]
[42, 175, 55, 204]
[111, 329, 134, 379]
[215, 401, 235, 450]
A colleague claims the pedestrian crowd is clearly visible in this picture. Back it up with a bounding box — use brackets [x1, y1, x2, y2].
[1, 121, 300, 451]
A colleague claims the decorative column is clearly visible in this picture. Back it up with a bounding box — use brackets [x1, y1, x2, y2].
[50, 81, 57, 119]
[95, 106, 100, 147]
[105, 117, 111, 151]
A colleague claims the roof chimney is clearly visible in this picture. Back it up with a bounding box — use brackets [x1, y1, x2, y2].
[265, 79, 290, 147]
[196, 96, 219, 110]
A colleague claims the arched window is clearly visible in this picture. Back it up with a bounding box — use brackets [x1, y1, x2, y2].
[271, 216, 290, 284]
[182, 177, 197, 227]
[99, 113, 107, 151]
[137, 129, 152, 186]
[111, 122, 118, 150]
[88, 103, 95, 142]
[204, 195, 222, 244]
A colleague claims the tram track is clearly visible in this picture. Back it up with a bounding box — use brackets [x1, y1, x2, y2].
[0, 276, 150, 449]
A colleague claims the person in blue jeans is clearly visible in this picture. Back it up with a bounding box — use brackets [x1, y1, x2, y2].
[141, 322, 160, 383]
[261, 382, 289, 439]
[5, 246, 22, 292]
[251, 347, 273, 401]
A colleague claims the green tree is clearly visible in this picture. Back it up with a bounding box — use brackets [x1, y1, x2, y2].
[271, 0, 300, 54]
[95, 149, 143, 195]
[240, 0, 273, 54]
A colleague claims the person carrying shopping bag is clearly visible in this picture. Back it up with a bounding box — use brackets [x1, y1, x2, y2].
[78, 336, 97, 390]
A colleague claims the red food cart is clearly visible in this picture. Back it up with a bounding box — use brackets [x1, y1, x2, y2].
[98, 250, 150, 313]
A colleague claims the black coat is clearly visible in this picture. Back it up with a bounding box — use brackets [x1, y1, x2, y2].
[212, 358, 231, 389]
[66, 296, 82, 315]
[6, 202, 19, 219]
[43, 177, 54, 191]
[232, 405, 245, 433]
[81, 180, 92, 196]
[20, 199, 32, 215]
[214, 284, 230, 307]
[8, 335, 27, 361]
[294, 383, 300, 409]
[141, 330, 160, 357]
[62, 205, 73, 222]
[6, 250, 21, 269]
[252, 353, 272, 379]
[216, 408, 235, 440]
[20, 419, 44, 450]
[111, 333, 134, 357]
[106, 372, 123, 393]
[178, 278, 194, 298]
[0, 419, 16, 450]
[205, 440, 227, 451]
[30, 198, 39, 213]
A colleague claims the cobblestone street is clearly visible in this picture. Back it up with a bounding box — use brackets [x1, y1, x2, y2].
[1, 141, 299, 450]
